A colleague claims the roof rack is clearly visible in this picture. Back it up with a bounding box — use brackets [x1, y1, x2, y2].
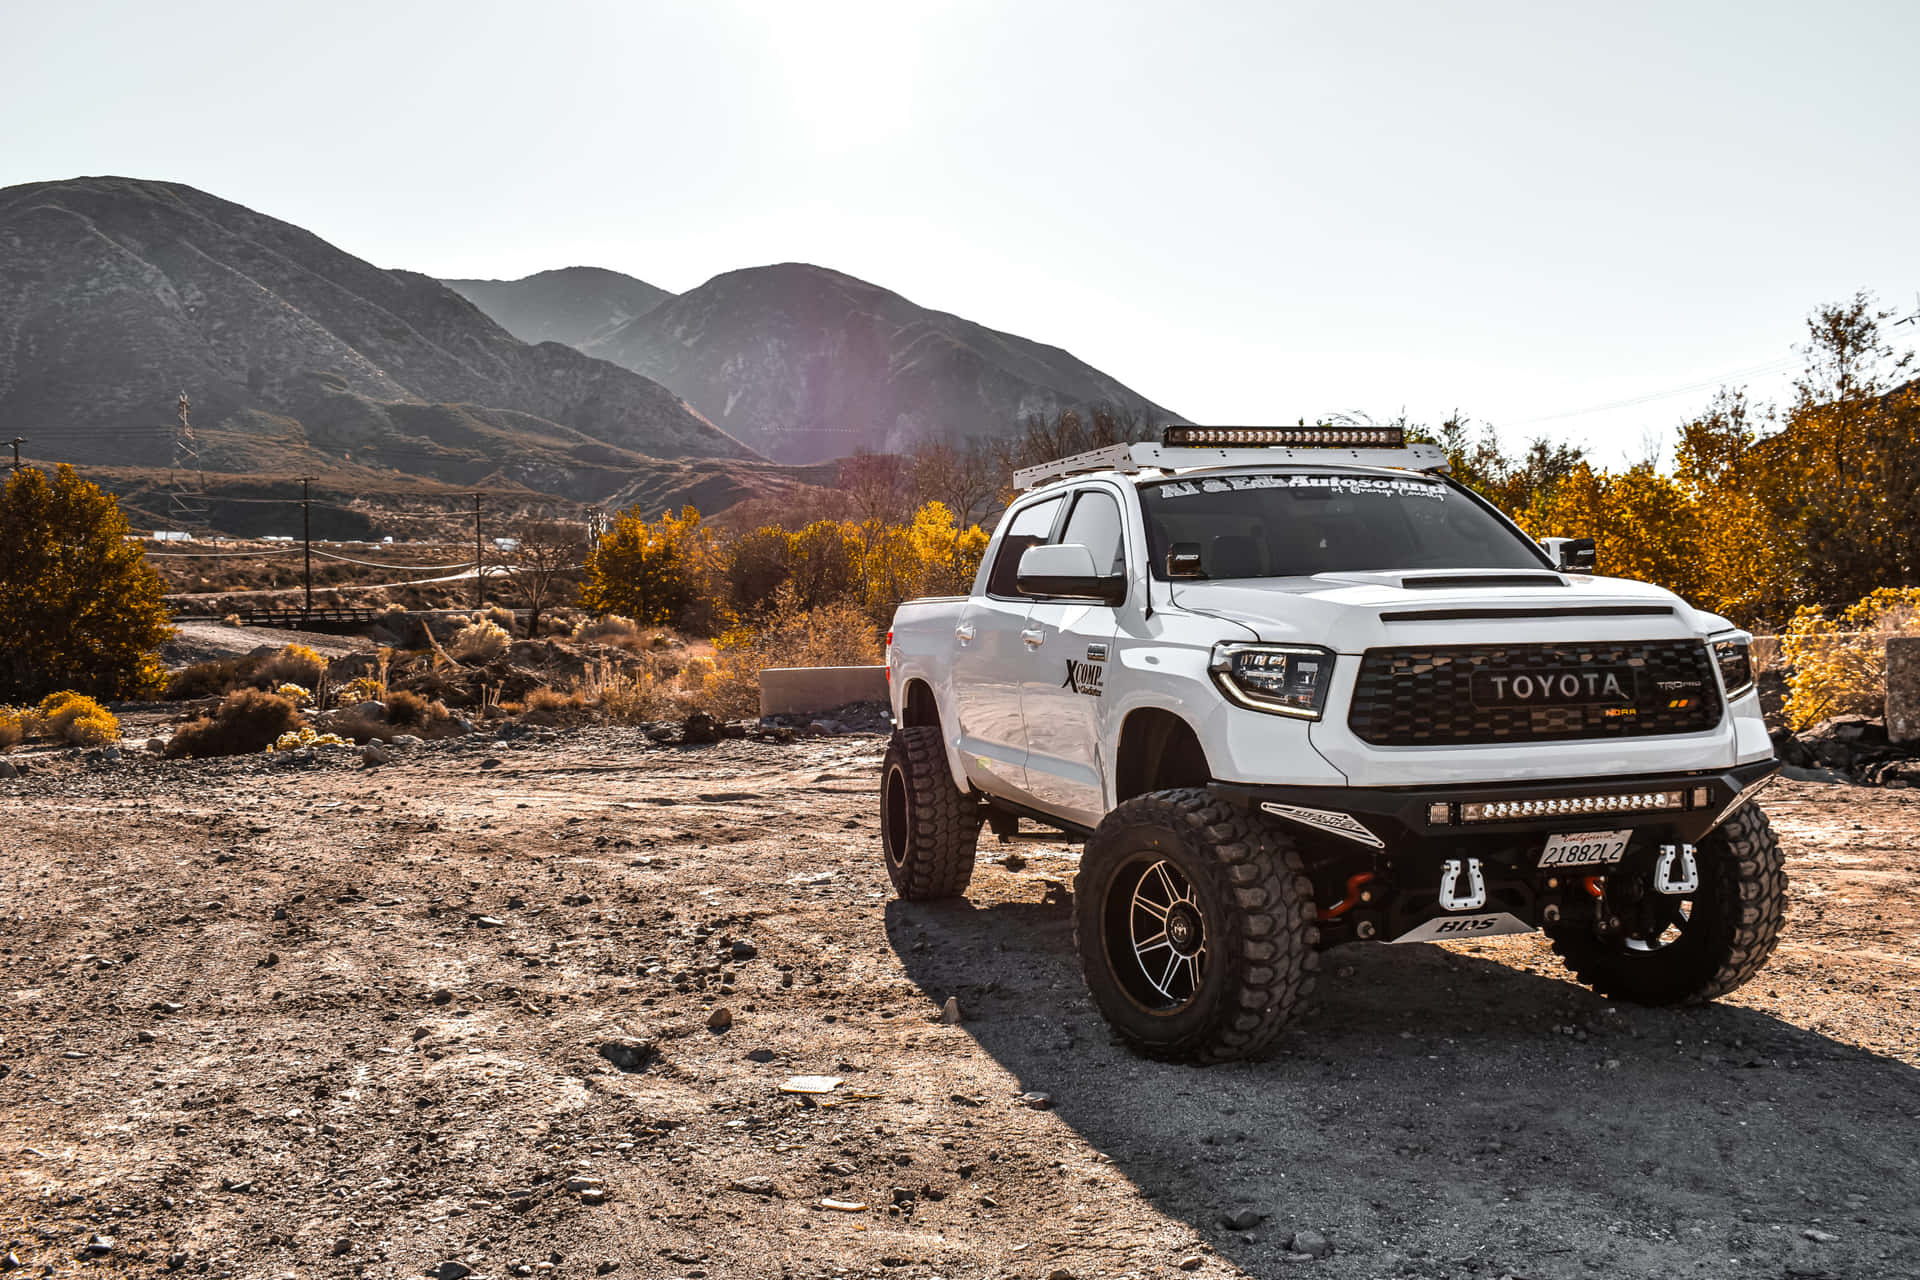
[1012, 428, 1450, 491]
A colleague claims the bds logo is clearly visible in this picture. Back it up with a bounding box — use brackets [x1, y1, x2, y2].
[1433, 915, 1502, 935]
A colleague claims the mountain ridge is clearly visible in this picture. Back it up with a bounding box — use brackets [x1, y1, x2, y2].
[455, 259, 1182, 463]
[442, 266, 674, 349]
[0, 177, 752, 494]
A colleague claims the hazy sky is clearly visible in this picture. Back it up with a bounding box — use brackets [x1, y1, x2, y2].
[6, 0, 1916, 462]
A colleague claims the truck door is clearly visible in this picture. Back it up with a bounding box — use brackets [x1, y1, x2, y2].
[950, 494, 1064, 802]
[1020, 486, 1127, 826]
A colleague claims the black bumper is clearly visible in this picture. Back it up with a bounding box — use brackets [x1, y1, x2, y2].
[1214, 759, 1778, 946]
[1213, 758, 1779, 853]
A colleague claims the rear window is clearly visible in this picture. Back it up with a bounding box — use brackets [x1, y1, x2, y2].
[1139, 471, 1546, 579]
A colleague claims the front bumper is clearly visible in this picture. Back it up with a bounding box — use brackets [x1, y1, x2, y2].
[1212, 759, 1779, 946]
[1214, 758, 1778, 852]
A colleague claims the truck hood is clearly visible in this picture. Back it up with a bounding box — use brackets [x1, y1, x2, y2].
[1166, 568, 1716, 652]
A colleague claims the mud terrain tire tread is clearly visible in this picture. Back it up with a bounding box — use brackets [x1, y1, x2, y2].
[880, 726, 978, 901]
[1551, 800, 1787, 1005]
[1074, 788, 1318, 1064]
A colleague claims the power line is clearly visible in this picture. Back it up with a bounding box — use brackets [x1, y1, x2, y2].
[1502, 354, 1800, 429]
[141, 545, 305, 558]
[309, 549, 478, 570]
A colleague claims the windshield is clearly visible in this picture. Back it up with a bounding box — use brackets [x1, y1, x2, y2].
[1139, 471, 1548, 579]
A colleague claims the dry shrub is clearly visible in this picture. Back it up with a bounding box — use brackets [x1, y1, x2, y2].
[482, 604, 518, 635]
[450, 615, 510, 662]
[257, 644, 325, 688]
[384, 688, 445, 729]
[574, 613, 640, 647]
[526, 687, 585, 713]
[0, 708, 26, 752]
[336, 675, 384, 705]
[327, 710, 393, 745]
[592, 670, 676, 723]
[165, 655, 259, 700]
[167, 689, 303, 758]
[573, 614, 672, 653]
[1781, 587, 1920, 729]
[37, 692, 121, 747]
[270, 727, 350, 752]
[702, 592, 882, 718]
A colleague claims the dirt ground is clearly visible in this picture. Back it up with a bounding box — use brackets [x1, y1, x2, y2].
[2, 719, 1917, 1280]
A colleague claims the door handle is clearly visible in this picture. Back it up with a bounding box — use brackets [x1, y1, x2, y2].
[1021, 628, 1045, 648]
[954, 624, 975, 645]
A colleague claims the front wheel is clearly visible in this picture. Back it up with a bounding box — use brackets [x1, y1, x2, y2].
[1074, 789, 1319, 1064]
[879, 726, 978, 900]
[1549, 801, 1787, 1005]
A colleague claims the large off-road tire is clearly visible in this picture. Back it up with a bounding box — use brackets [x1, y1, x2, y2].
[1549, 800, 1787, 1005]
[879, 726, 978, 900]
[1074, 788, 1318, 1064]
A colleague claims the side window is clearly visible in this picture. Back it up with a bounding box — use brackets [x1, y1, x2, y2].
[985, 496, 1064, 597]
[1060, 490, 1127, 576]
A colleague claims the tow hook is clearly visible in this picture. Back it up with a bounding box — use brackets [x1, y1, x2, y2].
[1654, 844, 1700, 895]
[1437, 857, 1487, 911]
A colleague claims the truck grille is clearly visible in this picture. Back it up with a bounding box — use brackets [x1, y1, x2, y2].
[1347, 640, 1723, 746]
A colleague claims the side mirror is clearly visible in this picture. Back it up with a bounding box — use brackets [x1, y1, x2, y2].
[1166, 542, 1206, 578]
[1017, 543, 1125, 605]
[1541, 536, 1597, 572]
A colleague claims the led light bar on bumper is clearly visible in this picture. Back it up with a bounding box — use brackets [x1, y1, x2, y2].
[1463, 791, 1684, 822]
[1163, 425, 1406, 448]
[1712, 636, 1755, 697]
[1210, 643, 1336, 718]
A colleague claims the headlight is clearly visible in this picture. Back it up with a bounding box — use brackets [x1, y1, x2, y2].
[1711, 636, 1754, 698]
[1209, 643, 1336, 718]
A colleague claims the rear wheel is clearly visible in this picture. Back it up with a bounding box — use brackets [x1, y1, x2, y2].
[1074, 788, 1318, 1063]
[879, 726, 978, 900]
[1549, 801, 1786, 1004]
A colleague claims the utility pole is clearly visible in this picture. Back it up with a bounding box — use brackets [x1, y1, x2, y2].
[298, 477, 317, 622]
[473, 493, 484, 611]
[4, 437, 23, 472]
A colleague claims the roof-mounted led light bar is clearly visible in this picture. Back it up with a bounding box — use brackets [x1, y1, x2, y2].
[1010, 435, 1450, 490]
[1164, 425, 1407, 449]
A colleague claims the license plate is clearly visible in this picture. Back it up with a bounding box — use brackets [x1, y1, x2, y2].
[1471, 667, 1635, 707]
[1538, 829, 1632, 868]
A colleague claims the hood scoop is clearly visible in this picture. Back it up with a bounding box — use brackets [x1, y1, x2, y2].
[1400, 573, 1568, 589]
[1380, 603, 1675, 623]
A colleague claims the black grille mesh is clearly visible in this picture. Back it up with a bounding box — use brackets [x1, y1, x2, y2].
[1347, 640, 1722, 746]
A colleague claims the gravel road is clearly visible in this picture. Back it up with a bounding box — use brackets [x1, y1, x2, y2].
[1, 722, 1915, 1279]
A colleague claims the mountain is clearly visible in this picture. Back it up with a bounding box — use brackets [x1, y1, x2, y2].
[442, 267, 673, 349]
[0, 177, 752, 497]
[579, 262, 1181, 463]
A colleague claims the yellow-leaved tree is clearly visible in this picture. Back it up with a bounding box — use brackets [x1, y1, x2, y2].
[579, 506, 717, 629]
[0, 464, 173, 701]
[1523, 462, 1706, 606]
[1779, 587, 1920, 729]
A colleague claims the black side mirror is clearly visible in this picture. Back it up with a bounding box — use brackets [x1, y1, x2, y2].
[1166, 542, 1206, 578]
[1016, 543, 1127, 605]
[1542, 536, 1597, 572]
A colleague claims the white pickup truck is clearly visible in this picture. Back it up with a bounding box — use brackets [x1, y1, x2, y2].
[881, 426, 1783, 1063]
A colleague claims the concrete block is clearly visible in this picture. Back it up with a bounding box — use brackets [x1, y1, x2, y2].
[758, 666, 888, 718]
[1888, 636, 1920, 745]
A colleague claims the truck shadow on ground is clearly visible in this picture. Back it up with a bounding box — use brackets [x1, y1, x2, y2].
[884, 893, 1920, 1280]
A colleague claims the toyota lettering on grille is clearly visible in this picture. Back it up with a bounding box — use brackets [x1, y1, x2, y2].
[1470, 667, 1636, 708]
